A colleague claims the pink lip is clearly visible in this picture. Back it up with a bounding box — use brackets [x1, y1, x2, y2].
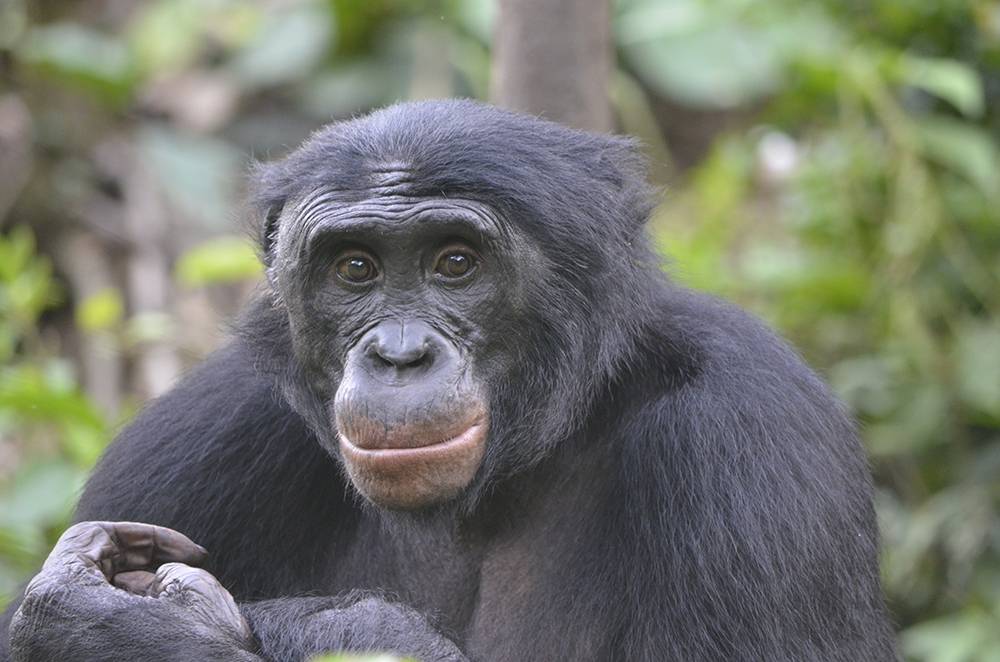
[339, 422, 486, 468]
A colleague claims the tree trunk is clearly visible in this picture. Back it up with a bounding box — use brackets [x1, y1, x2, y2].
[491, 0, 613, 133]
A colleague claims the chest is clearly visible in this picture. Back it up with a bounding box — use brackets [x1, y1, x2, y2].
[315, 445, 622, 659]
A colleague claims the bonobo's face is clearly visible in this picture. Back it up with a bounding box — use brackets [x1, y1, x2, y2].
[270, 193, 525, 510]
[255, 101, 654, 512]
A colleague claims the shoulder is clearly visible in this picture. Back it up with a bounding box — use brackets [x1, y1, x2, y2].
[75, 341, 330, 522]
[618, 286, 863, 471]
[99, 342, 298, 461]
[73, 341, 351, 595]
[639, 287, 837, 407]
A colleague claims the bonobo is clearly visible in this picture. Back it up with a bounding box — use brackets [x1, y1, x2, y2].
[2, 100, 898, 661]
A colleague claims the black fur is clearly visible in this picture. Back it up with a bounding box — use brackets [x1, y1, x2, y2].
[2, 101, 897, 661]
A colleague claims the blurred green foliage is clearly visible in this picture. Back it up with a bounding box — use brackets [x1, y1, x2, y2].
[0, 229, 99, 598]
[646, 2, 1000, 660]
[175, 237, 262, 288]
[0, 0, 998, 660]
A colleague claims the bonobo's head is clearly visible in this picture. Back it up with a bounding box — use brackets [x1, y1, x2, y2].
[247, 100, 656, 511]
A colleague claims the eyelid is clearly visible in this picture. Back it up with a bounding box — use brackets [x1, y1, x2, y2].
[432, 241, 481, 262]
[338, 246, 378, 260]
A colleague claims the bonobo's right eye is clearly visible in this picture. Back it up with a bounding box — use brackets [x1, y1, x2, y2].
[335, 252, 379, 284]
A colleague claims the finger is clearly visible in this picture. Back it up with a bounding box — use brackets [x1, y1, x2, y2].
[113, 570, 159, 596]
[154, 563, 252, 644]
[44, 522, 118, 581]
[46, 521, 208, 580]
[109, 522, 209, 573]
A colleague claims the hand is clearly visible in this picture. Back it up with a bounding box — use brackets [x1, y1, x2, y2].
[9, 521, 257, 661]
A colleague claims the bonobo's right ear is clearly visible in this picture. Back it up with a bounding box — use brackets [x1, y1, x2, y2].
[248, 160, 290, 267]
[259, 203, 283, 265]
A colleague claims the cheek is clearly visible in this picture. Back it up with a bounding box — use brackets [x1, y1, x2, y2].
[431, 286, 512, 351]
[290, 290, 380, 360]
[458, 292, 530, 378]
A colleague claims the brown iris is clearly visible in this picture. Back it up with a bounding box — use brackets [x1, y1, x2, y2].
[336, 255, 378, 283]
[434, 250, 477, 279]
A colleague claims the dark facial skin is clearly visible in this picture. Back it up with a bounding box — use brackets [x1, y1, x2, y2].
[269, 192, 521, 509]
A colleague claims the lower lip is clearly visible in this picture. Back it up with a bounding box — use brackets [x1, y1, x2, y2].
[339, 422, 485, 468]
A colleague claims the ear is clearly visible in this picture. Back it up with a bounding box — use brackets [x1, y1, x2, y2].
[259, 204, 283, 264]
[593, 136, 658, 240]
[248, 161, 290, 267]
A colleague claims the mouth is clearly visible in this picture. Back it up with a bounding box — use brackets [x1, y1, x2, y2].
[338, 421, 487, 470]
[334, 405, 489, 509]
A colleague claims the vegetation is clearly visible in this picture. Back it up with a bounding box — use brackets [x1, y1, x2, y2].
[0, 1, 997, 659]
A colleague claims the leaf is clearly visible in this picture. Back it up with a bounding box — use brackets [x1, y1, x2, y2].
[903, 609, 1000, 662]
[138, 125, 244, 229]
[300, 62, 393, 119]
[127, 0, 206, 75]
[0, 228, 61, 328]
[915, 118, 1000, 198]
[75, 288, 124, 333]
[0, 525, 39, 571]
[230, 2, 333, 89]
[953, 321, 1000, 420]
[616, 0, 705, 47]
[622, 24, 783, 108]
[452, 0, 496, 44]
[829, 356, 900, 419]
[895, 54, 984, 118]
[175, 236, 262, 287]
[0, 227, 36, 283]
[17, 23, 135, 102]
[60, 423, 110, 468]
[0, 363, 106, 432]
[0, 461, 85, 529]
[123, 312, 174, 347]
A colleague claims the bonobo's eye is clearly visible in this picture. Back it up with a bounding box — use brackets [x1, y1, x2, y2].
[335, 251, 379, 284]
[433, 245, 479, 281]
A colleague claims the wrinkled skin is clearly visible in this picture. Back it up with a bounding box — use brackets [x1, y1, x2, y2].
[2, 101, 897, 662]
[9, 522, 256, 661]
[10, 522, 466, 662]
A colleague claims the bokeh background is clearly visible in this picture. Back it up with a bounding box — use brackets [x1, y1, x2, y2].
[0, 1, 998, 659]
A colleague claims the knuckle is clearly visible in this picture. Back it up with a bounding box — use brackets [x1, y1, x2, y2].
[57, 522, 96, 546]
[22, 573, 59, 600]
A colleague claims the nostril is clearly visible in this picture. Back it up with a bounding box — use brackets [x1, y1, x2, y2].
[401, 352, 431, 370]
[369, 346, 432, 371]
[364, 327, 437, 372]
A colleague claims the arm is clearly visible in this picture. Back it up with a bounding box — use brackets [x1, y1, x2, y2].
[243, 597, 467, 661]
[70, 342, 351, 601]
[3, 343, 466, 661]
[613, 299, 897, 660]
[8, 522, 466, 662]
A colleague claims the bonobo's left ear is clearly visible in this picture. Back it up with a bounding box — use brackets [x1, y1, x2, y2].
[590, 135, 658, 240]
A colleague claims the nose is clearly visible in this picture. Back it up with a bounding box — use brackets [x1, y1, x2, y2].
[363, 320, 438, 375]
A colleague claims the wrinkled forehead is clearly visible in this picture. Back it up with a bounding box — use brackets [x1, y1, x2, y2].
[270, 183, 513, 262]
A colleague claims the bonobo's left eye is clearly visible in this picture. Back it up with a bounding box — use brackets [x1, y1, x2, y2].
[433, 245, 479, 280]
